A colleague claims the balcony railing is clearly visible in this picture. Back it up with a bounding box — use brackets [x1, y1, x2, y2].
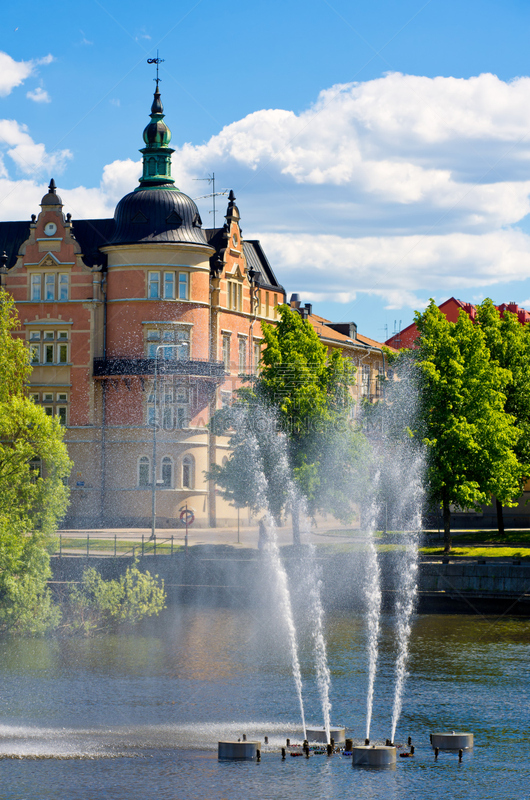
[93, 356, 225, 379]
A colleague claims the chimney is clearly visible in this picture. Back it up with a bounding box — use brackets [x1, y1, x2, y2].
[290, 293, 301, 309]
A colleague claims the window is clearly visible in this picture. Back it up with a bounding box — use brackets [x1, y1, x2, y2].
[222, 334, 231, 372]
[227, 280, 242, 311]
[147, 327, 190, 360]
[148, 271, 160, 298]
[44, 344, 54, 364]
[29, 331, 40, 341]
[57, 393, 67, 402]
[58, 274, 69, 301]
[57, 331, 68, 341]
[138, 456, 150, 486]
[161, 456, 172, 488]
[182, 455, 194, 489]
[178, 272, 188, 300]
[44, 406, 53, 416]
[221, 390, 231, 408]
[31, 275, 41, 301]
[44, 331, 54, 341]
[361, 365, 370, 397]
[238, 338, 247, 374]
[29, 274, 69, 302]
[43, 393, 54, 402]
[29, 344, 40, 364]
[30, 393, 39, 403]
[58, 344, 68, 363]
[254, 342, 261, 373]
[29, 459, 42, 481]
[45, 274, 55, 301]
[57, 406, 67, 426]
[176, 406, 188, 429]
[163, 271, 175, 299]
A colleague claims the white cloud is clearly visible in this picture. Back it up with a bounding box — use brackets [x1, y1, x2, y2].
[258, 229, 530, 310]
[4, 72, 530, 314]
[0, 51, 53, 97]
[26, 87, 50, 103]
[0, 120, 71, 175]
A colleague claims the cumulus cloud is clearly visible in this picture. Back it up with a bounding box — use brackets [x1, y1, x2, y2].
[26, 87, 50, 103]
[258, 229, 530, 310]
[0, 51, 53, 97]
[0, 120, 71, 175]
[4, 71, 530, 318]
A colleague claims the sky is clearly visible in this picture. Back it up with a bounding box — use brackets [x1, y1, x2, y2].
[2, 0, 530, 341]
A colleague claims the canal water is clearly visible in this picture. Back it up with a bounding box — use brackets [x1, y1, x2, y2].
[1, 607, 529, 799]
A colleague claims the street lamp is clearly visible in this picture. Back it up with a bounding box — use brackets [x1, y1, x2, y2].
[151, 343, 179, 540]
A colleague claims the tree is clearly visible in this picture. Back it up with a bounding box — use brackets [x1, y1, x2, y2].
[209, 304, 369, 543]
[0, 288, 72, 633]
[475, 299, 530, 534]
[399, 300, 521, 552]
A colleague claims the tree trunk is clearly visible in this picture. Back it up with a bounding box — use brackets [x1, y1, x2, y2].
[292, 501, 301, 547]
[495, 497, 505, 537]
[443, 498, 452, 553]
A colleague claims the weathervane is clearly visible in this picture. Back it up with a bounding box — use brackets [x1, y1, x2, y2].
[147, 51, 165, 86]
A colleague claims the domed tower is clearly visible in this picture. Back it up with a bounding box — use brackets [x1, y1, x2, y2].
[94, 80, 224, 530]
[100, 80, 215, 361]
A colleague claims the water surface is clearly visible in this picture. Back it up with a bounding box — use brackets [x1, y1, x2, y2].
[1, 607, 529, 799]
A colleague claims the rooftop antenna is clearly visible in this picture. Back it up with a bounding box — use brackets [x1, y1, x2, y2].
[194, 173, 229, 229]
[147, 51, 165, 87]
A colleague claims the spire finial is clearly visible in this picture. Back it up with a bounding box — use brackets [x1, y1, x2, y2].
[147, 51, 165, 90]
[136, 55, 176, 192]
[48, 178, 56, 194]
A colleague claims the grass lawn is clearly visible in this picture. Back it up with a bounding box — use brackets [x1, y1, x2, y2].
[52, 537, 183, 555]
[421, 545, 530, 559]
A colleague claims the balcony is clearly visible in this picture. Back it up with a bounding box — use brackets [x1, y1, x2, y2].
[93, 356, 225, 379]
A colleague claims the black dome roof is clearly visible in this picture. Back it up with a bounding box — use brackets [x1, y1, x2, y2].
[107, 188, 210, 247]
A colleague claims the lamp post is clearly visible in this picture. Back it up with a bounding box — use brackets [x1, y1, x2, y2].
[151, 343, 179, 540]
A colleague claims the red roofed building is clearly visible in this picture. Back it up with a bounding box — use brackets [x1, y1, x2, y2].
[385, 297, 530, 349]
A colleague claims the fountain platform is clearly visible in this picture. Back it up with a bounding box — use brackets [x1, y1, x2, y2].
[431, 732, 473, 750]
[352, 745, 396, 766]
[218, 741, 261, 760]
[306, 727, 345, 744]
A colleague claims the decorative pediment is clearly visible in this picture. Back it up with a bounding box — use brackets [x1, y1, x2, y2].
[37, 252, 61, 268]
[230, 264, 244, 280]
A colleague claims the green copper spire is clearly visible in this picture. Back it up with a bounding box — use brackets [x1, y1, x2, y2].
[136, 81, 178, 191]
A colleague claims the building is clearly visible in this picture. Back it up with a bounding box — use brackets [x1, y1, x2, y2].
[0, 82, 390, 529]
[385, 296, 530, 349]
[288, 294, 392, 404]
[0, 82, 287, 528]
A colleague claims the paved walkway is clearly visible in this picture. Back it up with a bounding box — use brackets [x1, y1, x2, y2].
[57, 520, 359, 551]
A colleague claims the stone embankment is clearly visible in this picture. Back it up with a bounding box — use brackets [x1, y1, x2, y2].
[50, 550, 530, 614]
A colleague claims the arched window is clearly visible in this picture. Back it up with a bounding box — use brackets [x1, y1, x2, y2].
[182, 455, 194, 489]
[148, 157, 156, 176]
[161, 456, 173, 488]
[138, 456, 150, 486]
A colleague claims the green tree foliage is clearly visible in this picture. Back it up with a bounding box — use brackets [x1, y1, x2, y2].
[61, 561, 166, 635]
[475, 299, 530, 533]
[399, 300, 521, 552]
[0, 288, 72, 633]
[209, 304, 369, 542]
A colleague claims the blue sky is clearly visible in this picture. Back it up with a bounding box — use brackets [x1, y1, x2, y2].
[3, 0, 530, 340]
